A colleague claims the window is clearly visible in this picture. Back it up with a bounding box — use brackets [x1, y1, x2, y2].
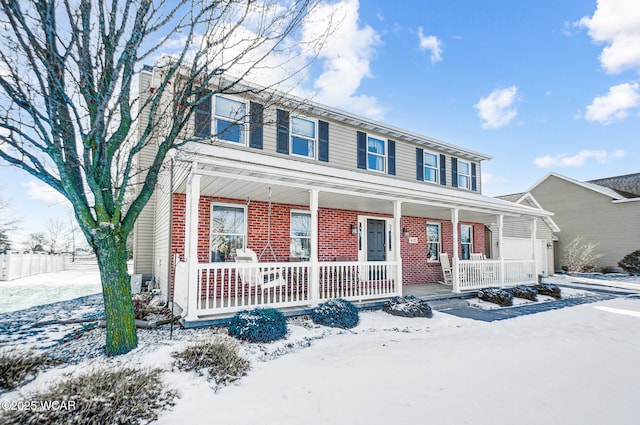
[367, 136, 386, 172]
[423, 151, 439, 183]
[290, 211, 311, 260]
[291, 116, 316, 158]
[215, 95, 246, 144]
[461, 224, 473, 260]
[210, 204, 246, 262]
[457, 160, 471, 189]
[427, 223, 441, 261]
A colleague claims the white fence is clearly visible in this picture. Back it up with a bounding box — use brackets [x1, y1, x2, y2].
[457, 259, 536, 291]
[176, 260, 401, 318]
[0, 252, 70, 281]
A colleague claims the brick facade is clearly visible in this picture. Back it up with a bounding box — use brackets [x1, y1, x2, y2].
[170, 194, 485, 293]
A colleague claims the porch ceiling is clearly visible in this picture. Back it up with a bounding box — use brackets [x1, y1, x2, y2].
[172, 144, 551, 224]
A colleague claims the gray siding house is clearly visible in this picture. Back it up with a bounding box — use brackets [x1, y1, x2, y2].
[523, 172, 640, 272]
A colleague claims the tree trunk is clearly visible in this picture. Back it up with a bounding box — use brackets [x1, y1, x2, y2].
[94, 230, 138, 355]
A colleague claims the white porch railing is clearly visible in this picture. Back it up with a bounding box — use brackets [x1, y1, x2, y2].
[0, 252, 69, 281]
[457, 259, 536, 291]
[176, 260, 401, 318]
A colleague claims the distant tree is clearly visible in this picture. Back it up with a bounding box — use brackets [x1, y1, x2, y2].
[0, 0, 332, 355]
[45, 218, 68, 254]
[0, 193, 21, 253]
[26, 232, 47, 253]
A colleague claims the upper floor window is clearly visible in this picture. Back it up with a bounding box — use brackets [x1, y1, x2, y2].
[291, 116, 316, 159]
[457, 160, 471, 189]
[423, 151, 439, 183]
[426, 222, 441, 261]
[367, 136, 386, 172]
[215, 95, 246, 144]
[210, 204, 246, 262]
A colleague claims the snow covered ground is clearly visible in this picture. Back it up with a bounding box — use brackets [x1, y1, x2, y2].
[0, 262, 101, 315]
[1, 270, 640, 424]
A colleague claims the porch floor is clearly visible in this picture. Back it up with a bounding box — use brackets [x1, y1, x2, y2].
[402, 282, 455, 299]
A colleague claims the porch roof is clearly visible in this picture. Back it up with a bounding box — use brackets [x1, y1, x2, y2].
[171, 143, 552, 224]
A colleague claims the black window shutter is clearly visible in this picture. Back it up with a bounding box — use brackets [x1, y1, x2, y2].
[471, 163, 477, 191]
[439, 154, 447, 186]
[357, 131, 367, 169]
[194, 91, 211, 138]
[318, 120, 329, 162]
[451, 157, 458, 188]
[249, 101, 263, 149]
[416, 148, 424, 181]
[276, 109, 289, 154]
[387, 139, 396, 175]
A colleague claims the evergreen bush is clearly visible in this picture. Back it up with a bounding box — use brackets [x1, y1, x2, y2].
[312, 299, 359, 329]
[618, 250, 640, 275]
[508, 285, 538, 302]
[477, 287, 514, 307]
[383, 296, 433, 318]
[228, 308, 287, 343]
[535, 283, 562, 299]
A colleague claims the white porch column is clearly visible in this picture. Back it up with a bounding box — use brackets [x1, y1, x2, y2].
[184, 171, 201, 320]
[530, 217, 538, 281]
[497, 214, 504, 285]
[451, 208, 460, 293]
[309, 189, 319, 304]
[393, 200, 403, 295]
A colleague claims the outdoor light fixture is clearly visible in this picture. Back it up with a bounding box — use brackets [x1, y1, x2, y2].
[350, 224, 358, 234]
[403, 227, 410, 237]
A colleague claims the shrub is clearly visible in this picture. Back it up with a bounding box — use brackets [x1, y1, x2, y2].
[0, 350, 61, 391]
[228, 308, 287, 343]
[599, 265, 616, 274]
[535, 283, 562, 299]
[508, 286, 538, 302]
[477, 287, 513, 307]
[561, 237, 604, 274]
[173, 336, 250, 385]
[383, 296, 433, 318]
[312, 299, 359, 329]
[0, 367, 176, 425]
[618, 250, 640, 275]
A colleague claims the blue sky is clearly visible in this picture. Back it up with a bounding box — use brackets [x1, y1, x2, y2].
[1, 0, 639, 245]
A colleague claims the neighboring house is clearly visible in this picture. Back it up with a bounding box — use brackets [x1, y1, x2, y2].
[495, 192, 561, 277]
[132, 68, 553, 325]
[523, 172, 640, 272]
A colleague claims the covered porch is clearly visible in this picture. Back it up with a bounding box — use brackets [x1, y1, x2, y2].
[170, 145, 548, 322]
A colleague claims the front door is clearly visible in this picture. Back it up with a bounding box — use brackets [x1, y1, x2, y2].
[367, 219, 386, 261]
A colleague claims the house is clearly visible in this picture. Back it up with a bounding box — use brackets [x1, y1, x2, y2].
[132, 68, 553, 325]
[495, 192, 561, 277]
[523, 172, 640, 272]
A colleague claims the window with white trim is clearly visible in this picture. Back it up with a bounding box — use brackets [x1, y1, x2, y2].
[214, 95, 246, 144]
[367, 136, 386, 172]
[427, 222, 441, 261]
[210, 204, 246, 262]
[291, 116, 316, 158]
[460, 224, 473, 260]
[424, 151, 439, 183]
[457, 160, 471, 189]
[290, 211, 311, 260]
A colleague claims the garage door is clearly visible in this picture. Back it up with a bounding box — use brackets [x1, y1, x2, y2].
[502, 238, 548, 277]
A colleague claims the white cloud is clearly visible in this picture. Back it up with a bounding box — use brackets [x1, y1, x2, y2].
[534, 149, 626, 168]
[473, 86, 519, 129]
[578, 0, 640, 74]
[584, 82, 640, 123]
[306, 0, 384, 119]
[417, 27, 442, 63]
[23, 181, 69, 206]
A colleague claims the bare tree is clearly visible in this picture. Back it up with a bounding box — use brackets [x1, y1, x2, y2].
[45, 218, 68, 254]
[0, 192, 21, 253]
[0, 0, 331, 355]
[561, 237, 604, 274]
[26, 232, 47, 252]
